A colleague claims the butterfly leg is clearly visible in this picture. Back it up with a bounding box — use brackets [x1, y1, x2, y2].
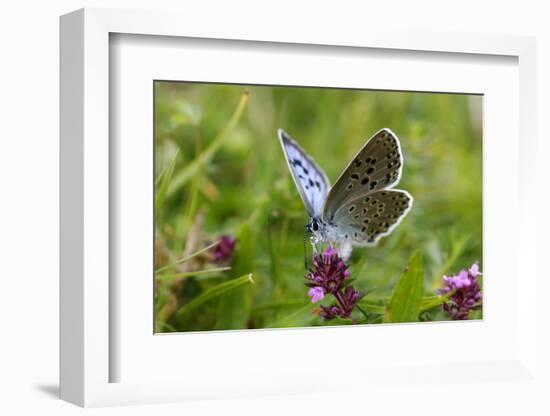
[312, 241, 320, 255]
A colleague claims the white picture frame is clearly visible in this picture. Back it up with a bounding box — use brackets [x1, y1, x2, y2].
[60, 7, 538, 408]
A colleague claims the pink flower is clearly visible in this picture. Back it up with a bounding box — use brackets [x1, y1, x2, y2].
[469, 263, 481, 277]
[440, 263, 482, 320]
[443, 270, 471, 289]
[210, 235, 236, 264]
[308, 286, 325, 303]
[306, 247, 350, 295]
[305, 247, 361, 320]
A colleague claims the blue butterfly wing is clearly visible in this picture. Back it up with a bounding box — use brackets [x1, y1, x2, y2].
[278, 129, 330, 218]
[323, 128, 404, 221]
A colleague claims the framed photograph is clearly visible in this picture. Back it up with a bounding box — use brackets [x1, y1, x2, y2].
[152, 80, 482, 333]
[60, 8, 538, 408]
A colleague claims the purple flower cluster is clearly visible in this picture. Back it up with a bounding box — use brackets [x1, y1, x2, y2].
[440, 263, 482, 320]
[319, 286, 361, 320]
[211, 235, 236, 264]
[306, 247, 361, 320]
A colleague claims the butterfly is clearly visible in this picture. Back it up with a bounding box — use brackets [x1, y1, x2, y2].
[278, 128, 413, 247]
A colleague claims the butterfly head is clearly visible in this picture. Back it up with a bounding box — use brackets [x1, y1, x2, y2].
[306, 217, 326, 244]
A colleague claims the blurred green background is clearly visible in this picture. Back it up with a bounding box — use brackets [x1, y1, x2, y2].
[154, 81, 482, 332]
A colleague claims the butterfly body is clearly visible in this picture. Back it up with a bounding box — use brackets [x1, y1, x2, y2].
[279, 128, 413, 247]
[307, 216, 352, 245]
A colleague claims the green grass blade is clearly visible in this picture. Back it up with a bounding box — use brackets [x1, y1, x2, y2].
[155, 240, 220, 274]
[215, 222, 255, 330]
[155, 266, 231, 283]
[155, 150, 178, 216]
[155, 320, 178, 333]
[167, 92, 250, 196]
[174, 273, 254, 321]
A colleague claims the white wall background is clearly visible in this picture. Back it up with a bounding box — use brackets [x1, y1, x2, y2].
[1, 0, 548, 414]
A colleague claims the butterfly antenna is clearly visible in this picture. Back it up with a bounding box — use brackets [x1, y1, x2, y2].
[303, 231, 309, 271]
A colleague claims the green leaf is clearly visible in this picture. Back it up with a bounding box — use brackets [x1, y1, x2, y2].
[469, 308, 483, 320]
[385, 251, 424, 323]
[265, 303, 313, 328]
[340, 277, 357, 290]
[155, 150, 178, 217]
[167, 92, 250, 196]
[173, 273, 254, 322]
[358, 301, 386, 315]
[252, 300, 311, 314]
[419, 290, 455, 312]
[324, 316, 355, 326]
[214, 223, 255, 330]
